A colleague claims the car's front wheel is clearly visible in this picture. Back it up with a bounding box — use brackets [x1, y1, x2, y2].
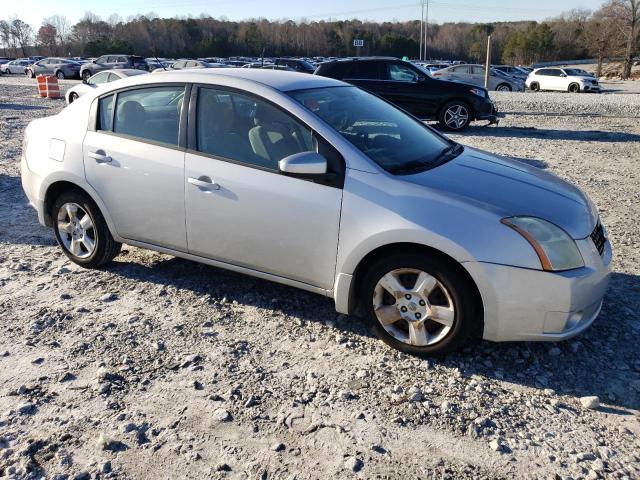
[496, 83, 512, 92]
[438, 101, 471, 131]
[568, 83, 580, 93]
[82, 70, 92, 82]
[26, 69, 34, 78]
[529, 82, 540, 92]
[52, 191, 121, 268]
[360, 252, 478, 357]
[56, 70, 65, 80]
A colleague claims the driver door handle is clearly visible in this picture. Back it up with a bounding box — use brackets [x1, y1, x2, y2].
[188, 176, 220, 191]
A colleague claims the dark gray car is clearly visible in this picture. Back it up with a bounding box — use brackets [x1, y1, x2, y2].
[80, 55, 148, 81]
[26, 58, 82, 79]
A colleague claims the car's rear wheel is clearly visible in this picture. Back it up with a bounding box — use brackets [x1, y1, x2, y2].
[82, 70, 92, 82]
[438, 101, 471, 132]
[529, 82, 540, 92]
[496, 83, 512, 92]
[360, 252, 478, 357]
[26, 69, 34, 78]
[56, 70, 65, 80]
[52, 191, 121, 268]
[568, 83, 580, 93]
[68, 92, 79, 103]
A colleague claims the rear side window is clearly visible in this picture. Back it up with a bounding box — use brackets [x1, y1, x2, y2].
[110, 86, 185, 146]
[345, 62, 381, 80]
[471, 66, 485, 75]
[98, 95, 114, 131]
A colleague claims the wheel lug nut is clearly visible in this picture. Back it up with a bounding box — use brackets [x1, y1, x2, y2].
[419, 300, 426, 306]
[405, 294, 412, 300]
[415, 313, 422, 319]
[400, 306, 407, 313]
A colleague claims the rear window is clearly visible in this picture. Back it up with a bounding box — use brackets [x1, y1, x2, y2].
[345, 62, 381, 80]
[112, 86, 184, 146]
[98, 95, 114, 131]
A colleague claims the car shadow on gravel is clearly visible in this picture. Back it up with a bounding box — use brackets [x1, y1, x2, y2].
[459, 126, 640, 142]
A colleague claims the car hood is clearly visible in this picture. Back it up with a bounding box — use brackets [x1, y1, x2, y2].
[402, 147, 597, 239]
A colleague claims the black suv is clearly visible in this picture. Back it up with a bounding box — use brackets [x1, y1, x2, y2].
[274, 58, 316, 74]
[80, 55, 148, 81]
[315, 57, 497, 131]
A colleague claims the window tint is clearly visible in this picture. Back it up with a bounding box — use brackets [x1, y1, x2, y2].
[106, 73, 119, 82]
[547, 69, 562, 76]
[388, 63, 420, 82]
[118, 57, 127, 63]
[471, 66, 485, 75]
[96, 56, 108, 65]
[345, 62, 381, 80]
[452, 66, 469, 73]
[196, 88, 313, 170]
[98, 95, 114, 131]
[113, 86, 184, 146]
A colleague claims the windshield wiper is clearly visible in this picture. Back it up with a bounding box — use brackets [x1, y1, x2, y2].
[387, 143, 464, 175]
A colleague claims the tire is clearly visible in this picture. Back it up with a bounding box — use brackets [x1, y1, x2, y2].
[82, 70, 92, 82]
[68, 92, 79, 103]
[568, 83, 580, 93]
[56, 70, 65, 80]
[359, 252, 479, 357]
[438, 101, 472, 132]
[496, 83, 512, 92]
[529, 82, 540, 92]
[52, 191, 121, 268]
[26, 69, 34, 78]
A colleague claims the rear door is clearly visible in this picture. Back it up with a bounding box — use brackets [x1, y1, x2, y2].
[343, 61, 385, 96]
[184, 86, 343, 289]
[468, 66, 486, 87]
[83, 84, 188, 251]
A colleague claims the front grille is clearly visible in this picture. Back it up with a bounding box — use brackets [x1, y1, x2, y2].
[590, 222, 606, 256]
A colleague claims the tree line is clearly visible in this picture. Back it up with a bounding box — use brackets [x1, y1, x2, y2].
[1, 0, 638, 78]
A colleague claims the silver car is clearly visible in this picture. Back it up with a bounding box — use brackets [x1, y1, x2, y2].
[0, 59, 31, 74]
[26, 58, 82, 79]
[433, 64, 524, 91]
[21, 70, 611, 356]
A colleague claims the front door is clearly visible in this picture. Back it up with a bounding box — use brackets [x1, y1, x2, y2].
[184, 86, 343, 289]
[83, 84, 188, 251]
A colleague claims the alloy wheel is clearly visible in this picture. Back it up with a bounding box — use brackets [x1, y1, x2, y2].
[372, 268, 455, 347]
[497, 84, 511, 92]
[56, 202, 97, 259]
[444, 104, 469, 130]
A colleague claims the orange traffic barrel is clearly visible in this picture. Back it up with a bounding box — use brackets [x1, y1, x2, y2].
[36, 75, 61, 99]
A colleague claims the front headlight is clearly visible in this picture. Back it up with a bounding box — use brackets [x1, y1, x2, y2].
[501, 216, 584, 271]
[469, 88, 486, 98]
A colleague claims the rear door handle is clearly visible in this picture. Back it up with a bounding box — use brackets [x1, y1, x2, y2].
[188, 176, 220, 191]
[88, 150, 112, 164]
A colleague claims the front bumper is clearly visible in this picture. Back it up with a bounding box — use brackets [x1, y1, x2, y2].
[464, 235, 612, 342]
[474, 99, 498, 124]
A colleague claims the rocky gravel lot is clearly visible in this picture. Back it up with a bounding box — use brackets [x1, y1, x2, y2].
[0, 76, 639, 480]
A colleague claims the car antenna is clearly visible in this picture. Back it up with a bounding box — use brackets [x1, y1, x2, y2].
[152, 48, 167, 71]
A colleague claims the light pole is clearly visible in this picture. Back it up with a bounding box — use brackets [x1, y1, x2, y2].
[419, 0, 424, 60]
[424, 0, 429, 61]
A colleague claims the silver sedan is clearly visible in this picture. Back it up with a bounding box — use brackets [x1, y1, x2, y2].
[20, 69, 611, 356]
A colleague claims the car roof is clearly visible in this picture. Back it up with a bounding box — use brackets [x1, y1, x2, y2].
[127, 68, 345, 92]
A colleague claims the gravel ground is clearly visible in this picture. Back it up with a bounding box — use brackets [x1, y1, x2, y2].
[0, 75, 639, 480]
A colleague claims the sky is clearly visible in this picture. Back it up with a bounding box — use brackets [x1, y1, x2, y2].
[5, 0, 606, 28]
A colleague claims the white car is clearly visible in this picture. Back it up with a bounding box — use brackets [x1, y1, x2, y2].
[21, 69, 611, 356]
[526, 68, 601, 93]
[65, 69, 148, 104]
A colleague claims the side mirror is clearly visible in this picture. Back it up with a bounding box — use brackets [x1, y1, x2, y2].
[279, 151, 327, 176]
[560, 73, 567, 77]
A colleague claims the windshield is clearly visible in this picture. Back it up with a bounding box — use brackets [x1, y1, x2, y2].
[289, 86, 453, 174]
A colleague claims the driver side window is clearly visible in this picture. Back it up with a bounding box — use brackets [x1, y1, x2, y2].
[388, 63, 420, 82]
